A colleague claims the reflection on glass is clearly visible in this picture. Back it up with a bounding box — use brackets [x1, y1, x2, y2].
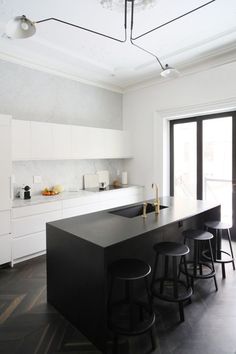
[174, 122, 197, 199]
[203, 117, 232, 223]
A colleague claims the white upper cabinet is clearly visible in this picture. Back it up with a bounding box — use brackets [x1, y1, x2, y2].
[0, 115, 12, 211]
[52, 123, 71, 159]
[12, 120, 31, 160]
[12, 120, 132, 160]
[31, 121, 54, 160]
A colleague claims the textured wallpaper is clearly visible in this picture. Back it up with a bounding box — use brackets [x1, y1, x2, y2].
[0, 59, 123, 129]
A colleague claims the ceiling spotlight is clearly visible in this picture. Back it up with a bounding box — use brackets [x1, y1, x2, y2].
[160, 64, 180, 79]
[6, 15, 36, 39]
[5, 0, 216, 77]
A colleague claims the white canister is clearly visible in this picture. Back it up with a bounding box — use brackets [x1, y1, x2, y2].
[121, 171, 128, 185]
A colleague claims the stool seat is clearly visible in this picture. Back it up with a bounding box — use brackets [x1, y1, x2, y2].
[181, 229, 218, 292]
[204, 220, 235, 278]
[183, 229, 213, 241]
[108, 258, 156, 353]
[109, 259, 151, 280]
[151, 241, 192, 322]
[204, 221, 232, 230]
[154, 242, 189, 257]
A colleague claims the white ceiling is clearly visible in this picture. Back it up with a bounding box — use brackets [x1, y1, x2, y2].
[0, 0, 236, 92]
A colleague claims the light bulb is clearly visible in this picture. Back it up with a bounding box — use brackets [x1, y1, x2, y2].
[21, 21, 29, 31]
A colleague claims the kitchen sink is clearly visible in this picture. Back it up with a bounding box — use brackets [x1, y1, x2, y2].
[109, 203, 168, 218]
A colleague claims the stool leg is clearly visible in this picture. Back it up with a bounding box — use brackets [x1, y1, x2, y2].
[160, 256, 169, 294]
[149, 325, 157, 350]
[222, 262, 226, 279]
[145, 277, 153, 314]
[151, 254, 159, 293]
[183, 255, 190, 288]
[172, 257, 178, 299]
[179, 302, 184, 322]
[198, 241, 203, 276]
[208, 239, 218, 291]
[128, 281, 135, 331]
[113, 334, 118, 354]
[227, 228, 235, 270]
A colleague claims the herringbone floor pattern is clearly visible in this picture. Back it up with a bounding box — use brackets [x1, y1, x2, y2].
[0, 242, 236, 354]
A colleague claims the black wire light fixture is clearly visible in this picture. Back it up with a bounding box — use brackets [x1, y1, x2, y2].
[5, 0, 216, 78]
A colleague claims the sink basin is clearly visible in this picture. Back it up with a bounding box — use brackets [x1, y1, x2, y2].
[109, 203, 168, 218]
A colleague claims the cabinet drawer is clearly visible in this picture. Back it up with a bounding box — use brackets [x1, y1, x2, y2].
[12, 201, 61, 219]
[0, 234, 11, 265]
[12, 232, 46, 260]
[0, 210, 11, 236]
[12, 210, 62, 238]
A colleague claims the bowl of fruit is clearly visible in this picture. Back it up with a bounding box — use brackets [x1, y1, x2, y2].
[42, 185, 64, 196]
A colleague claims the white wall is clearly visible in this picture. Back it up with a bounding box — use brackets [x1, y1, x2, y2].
[123, 61, 236, 199]
[0, 59, 122, 129]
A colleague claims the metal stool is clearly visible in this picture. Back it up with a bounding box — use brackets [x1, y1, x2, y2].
[181, 229, 218, 292]
[151, 242, 192, 322]
[204, 221, 235, 278]
[108, 258, 156, 354]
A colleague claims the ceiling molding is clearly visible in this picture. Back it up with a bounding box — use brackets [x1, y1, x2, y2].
[156, 96, 236, 120]
[0, 49, 124, 94]
[123, 43, 236, 93]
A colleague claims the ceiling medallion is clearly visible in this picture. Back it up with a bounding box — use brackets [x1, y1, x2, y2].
[100, 0, 158, 11]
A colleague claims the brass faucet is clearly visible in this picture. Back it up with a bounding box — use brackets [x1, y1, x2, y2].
[142, 202, 147, 218]
[152, 183, 160, 214]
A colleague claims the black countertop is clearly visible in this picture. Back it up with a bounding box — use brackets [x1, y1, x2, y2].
[48, 197, 220, 248]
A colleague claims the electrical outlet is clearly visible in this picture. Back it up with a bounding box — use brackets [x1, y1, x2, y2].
[33, 175, 42, 184]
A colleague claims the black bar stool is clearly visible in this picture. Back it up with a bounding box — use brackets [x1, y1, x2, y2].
[151, 242, 192, 322]
[181, 229, 218, 291]
[204, 221, 235, 278]
[108, 258, 156, 354]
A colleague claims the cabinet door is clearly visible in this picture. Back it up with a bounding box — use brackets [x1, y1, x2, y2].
[31, 121, 53, 160]
[0, 115, 11, 210]
[71, 126, 91, 159]
[12, 120, 31, 160]
[52, 123, 71, 159]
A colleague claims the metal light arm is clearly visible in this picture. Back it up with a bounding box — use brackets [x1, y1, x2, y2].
[129, 0, 165, 70]
[35, 2, 128, 44]
[131, 0, 216, 41]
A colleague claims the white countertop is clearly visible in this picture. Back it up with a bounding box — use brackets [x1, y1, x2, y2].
[12, 191, 93, 208]
[12, 185, 143, 208]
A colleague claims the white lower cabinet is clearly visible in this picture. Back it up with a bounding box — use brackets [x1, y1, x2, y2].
[12, 202, 62, 264]
[11, 187, 144, 264]
[12, 232, 46, 261]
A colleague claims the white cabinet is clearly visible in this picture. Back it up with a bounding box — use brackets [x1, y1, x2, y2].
[31, 121, 54, 160]
[12, 120, 132, 161]
[0, 115, 12, 265]
[11, 187, 144, 264]
[52, 123, 71, 159]
[12, 120, 31, 160]
[70, 125, 132, 159]
[12, 201, 62, 264]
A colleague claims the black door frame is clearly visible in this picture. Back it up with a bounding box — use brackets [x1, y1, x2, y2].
[170, 112, 236, 239]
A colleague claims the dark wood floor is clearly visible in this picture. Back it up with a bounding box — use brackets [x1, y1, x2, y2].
[0, 242, 236, 354]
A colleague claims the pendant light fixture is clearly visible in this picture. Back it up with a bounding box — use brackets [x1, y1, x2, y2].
[5, 0, 216, 79]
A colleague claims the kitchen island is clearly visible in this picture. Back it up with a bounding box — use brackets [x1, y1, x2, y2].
[46, 197, 220, 353]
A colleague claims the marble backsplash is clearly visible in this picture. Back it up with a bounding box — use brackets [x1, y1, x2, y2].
[13, 159, 125, 196]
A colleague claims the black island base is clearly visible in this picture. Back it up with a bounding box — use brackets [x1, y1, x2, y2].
[46, 197, 220, 353]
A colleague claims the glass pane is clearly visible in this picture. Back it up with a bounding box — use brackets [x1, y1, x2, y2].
[203, 117, 232, 223]
[174, 122, 197, 199]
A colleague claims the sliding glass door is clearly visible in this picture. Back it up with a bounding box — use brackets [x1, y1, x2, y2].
[170, 112, 236, 238]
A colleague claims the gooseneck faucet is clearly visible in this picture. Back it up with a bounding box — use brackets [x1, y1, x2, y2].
[152, 183, 160, 214]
